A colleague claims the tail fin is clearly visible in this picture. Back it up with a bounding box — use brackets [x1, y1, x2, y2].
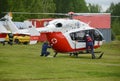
[3, 13, 40, 44]
[3, 12, 19, 33]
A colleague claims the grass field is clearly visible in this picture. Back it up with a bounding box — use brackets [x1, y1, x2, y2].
[0, 41, 120, 81]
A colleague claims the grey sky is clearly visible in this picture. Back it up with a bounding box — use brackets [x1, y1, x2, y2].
[85, 0, 120, 12]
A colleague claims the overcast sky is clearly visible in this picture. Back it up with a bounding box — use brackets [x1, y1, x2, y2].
[85, 0, 120, 12]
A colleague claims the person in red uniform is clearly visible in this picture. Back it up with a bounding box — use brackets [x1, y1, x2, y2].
[86, 34, 95, 59]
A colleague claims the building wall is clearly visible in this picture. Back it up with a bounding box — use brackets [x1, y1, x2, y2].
[98, 28, 111, 42]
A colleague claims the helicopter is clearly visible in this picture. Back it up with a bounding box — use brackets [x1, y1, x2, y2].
[37, 12, 105, 58]
[3, 12, 105, 58]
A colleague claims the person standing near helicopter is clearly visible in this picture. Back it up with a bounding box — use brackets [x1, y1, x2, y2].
[8, 33, 13, 45]
[85, 34, 96, 59]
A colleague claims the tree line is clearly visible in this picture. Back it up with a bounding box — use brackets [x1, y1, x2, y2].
[106, 2, 120, 36]
[0, 0, 89, 20]
[0, 0, 120, 35]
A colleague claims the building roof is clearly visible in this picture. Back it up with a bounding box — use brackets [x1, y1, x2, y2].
[73, 13, 111, 28]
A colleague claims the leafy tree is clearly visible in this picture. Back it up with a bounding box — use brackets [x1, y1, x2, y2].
[106, 2, 120, 35]
[54, 0, 88, 13]
[88, 3, 101, 13]
[70, 0, 88, 12]
[112, 19, 120, 35]
[106, 3, 115, 13]
[0, 0, 9, 18]
[1, 0, 89, 20]
[0, 0, 56, 20]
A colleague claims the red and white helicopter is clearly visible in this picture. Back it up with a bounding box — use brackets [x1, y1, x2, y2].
[3, 12, 105, 58]
[35, 12, 104, 58]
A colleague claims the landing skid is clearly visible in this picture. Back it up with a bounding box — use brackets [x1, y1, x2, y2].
[97, 52, 104, 59]
[70, 51, 104, 59]
[53, 51, 104, 59]
[53, 52, 58, 57]
[70, 53, 78, 57]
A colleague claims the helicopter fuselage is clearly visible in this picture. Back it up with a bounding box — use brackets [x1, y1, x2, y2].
[42, 19, 104, 53]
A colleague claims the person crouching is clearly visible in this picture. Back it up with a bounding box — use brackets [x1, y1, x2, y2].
[40, 41, 51, 57]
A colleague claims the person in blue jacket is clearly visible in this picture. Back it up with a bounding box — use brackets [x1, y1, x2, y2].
[40, 41, 51, 57]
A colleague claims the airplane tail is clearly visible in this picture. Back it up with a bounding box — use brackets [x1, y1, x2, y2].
[3, 12, 19, 33]
[3, 13, 40, 44]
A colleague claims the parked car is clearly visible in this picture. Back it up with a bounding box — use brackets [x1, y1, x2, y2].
[5, 34, 30, 45]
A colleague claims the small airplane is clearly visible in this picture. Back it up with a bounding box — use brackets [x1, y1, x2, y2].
[3, 12, 105, 58]
[1, 12, 40, 44]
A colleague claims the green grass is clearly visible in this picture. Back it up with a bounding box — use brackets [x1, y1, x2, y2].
[0, 41, 120, 81]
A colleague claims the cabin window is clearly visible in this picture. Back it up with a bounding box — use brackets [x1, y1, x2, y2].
[70, 30, 86, 42]
[56, 23, 62, 27]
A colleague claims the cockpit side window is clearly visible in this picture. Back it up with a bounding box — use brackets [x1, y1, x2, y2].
[94, 30, 103, 41]
[56, 23, 62, 27]
[88, 29, 103, 41]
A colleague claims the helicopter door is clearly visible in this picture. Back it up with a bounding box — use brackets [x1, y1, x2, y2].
[70, 30, 86, 42]
[70, 30, 86, 48]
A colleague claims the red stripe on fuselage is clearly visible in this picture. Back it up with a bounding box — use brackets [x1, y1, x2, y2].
[0, 33, 7, 38]
[46, 32, 100, 53]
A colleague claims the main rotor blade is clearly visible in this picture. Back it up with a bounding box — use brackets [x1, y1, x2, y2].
[3, 12, 119, 18]
[74, 13, 111, 16]
[111, 16, 120, 18]
[3, 12, 67, 16]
